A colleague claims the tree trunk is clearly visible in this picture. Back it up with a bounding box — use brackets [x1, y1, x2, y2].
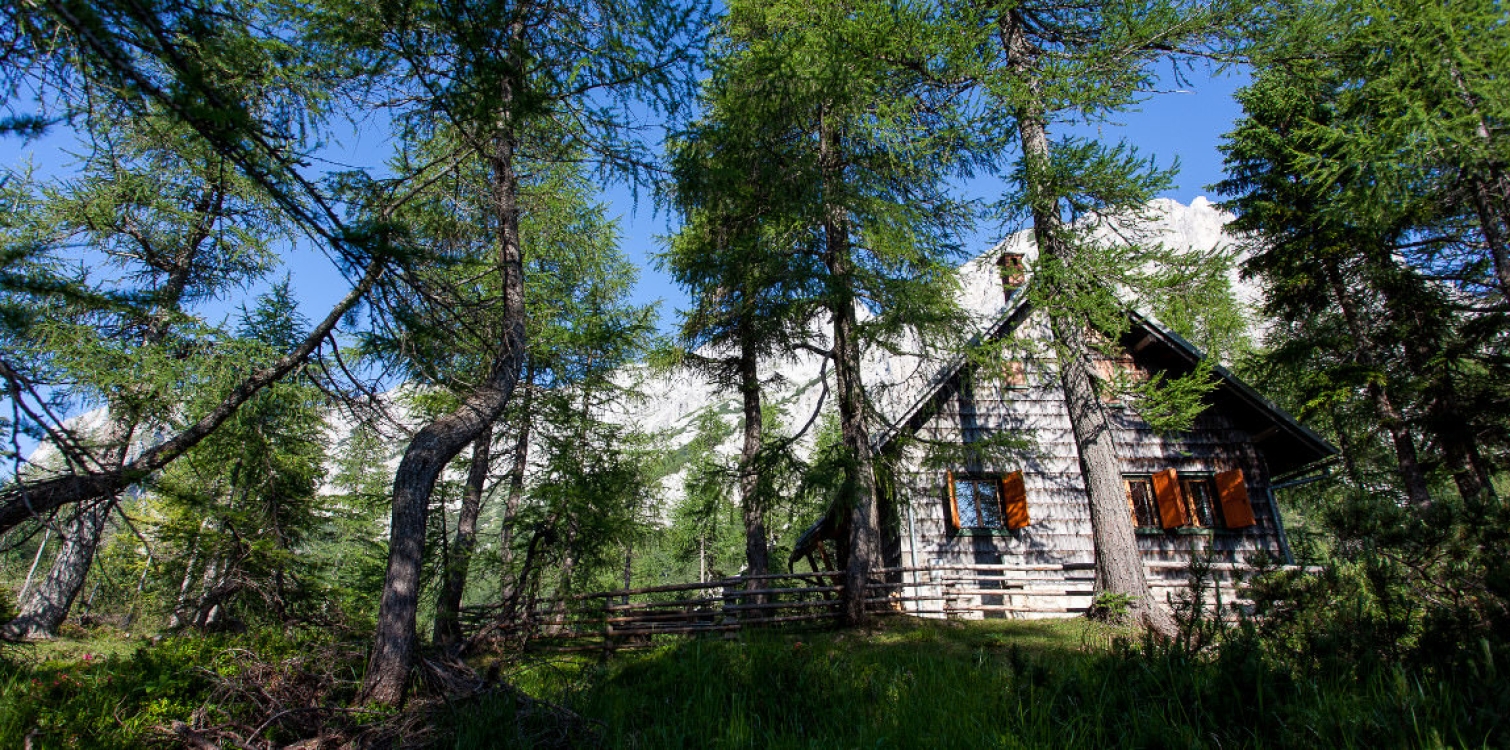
[4, 500, 114, 640]
[999, 9, 1172, 636]
[16, 527, 50, 604]
[1324, 268, 1433, 506]
[820, 111, 882, 628]
[361, 66, 527, 705]
[433, 425, 492, 647]
[1445, 57, 1510, 301]
[737, 325, 770, 610]
[499, 365, 535, 600]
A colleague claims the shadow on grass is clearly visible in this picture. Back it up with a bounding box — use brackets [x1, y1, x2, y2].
[443, 616, 1496, 750]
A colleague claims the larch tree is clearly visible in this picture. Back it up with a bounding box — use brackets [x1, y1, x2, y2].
[957, 0, 1245, 633]
[704, 0, 978, 625]
[664, 102, 827, 596]
[2, 99, 289, 638]
[1215, 1, 1508, 504]
[0, 0, 390, 535]
[311, 0, 705, 703]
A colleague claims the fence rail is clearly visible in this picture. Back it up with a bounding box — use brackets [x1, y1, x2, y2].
[463, 563, 1319, 651]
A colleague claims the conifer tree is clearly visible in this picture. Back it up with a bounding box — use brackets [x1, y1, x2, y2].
[665, 105, 826, 595]
[312, 0, 704, 702]
[957, 0, 1242, 633]
[697, 0, 976, 624]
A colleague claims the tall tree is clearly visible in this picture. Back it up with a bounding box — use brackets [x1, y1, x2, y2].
[3, 99, 289, 637]
[699, 0, 976, 625]
[958, 0, 1242, 633]
[315, 0, 704, 703]
[665, 104, 826, 594]
[0, 0, 388, 535]
[1215, 3, 1508, 504]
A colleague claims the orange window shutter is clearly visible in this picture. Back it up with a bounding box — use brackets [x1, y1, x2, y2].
[1216, 469, 1257, 528]
[945, 471, 960, 531]
[1000, 471, 1030, 530]
[1151, 468, 1188, 529]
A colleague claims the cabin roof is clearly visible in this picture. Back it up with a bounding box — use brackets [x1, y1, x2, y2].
[872, 288, 1338, 480]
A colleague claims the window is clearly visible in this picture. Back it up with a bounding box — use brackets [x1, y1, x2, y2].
[1123, 468, 1259, 531]
[998, 252, 1026, 292]
[1124, 476, 1160, 528]
[946, 471, 1030, 532]
[1181, 476, 1223, 528]
[956, 478, 1003, 529]
[1002, 359, 1028, 388]
[1095, 353, 1145, 404]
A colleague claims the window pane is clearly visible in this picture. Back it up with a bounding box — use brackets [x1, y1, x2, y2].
[974, 481, 1002, 528]
[1184, 479, 1220, 527]
[1126, 478, 1158, 528]
[957, 481, 981, 528]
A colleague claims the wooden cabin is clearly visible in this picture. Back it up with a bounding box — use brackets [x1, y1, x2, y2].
[862, 261, 1338, 619]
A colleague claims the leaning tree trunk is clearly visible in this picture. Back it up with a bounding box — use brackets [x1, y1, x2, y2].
[1324, 268, 1433, 506]
[4, 499, 114, 640]
[1000, 9, 1172, 636]
[737, 325, 770, 609]
[821, 110, 882, 627]
[433, 425, 492, 647]
[361, 73, 528, 705]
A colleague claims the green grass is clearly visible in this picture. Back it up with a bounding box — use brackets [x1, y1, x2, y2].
[0, 626, 369, 749]
[444, 617, 1500, 750]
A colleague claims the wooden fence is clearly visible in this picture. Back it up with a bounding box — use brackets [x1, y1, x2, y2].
[468, 561, 1311, 652]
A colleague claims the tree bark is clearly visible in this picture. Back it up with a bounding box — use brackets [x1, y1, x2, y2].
[433, 425, 492, 647]
[737, 324, 770, 608]
[4, 499, 114, 639]
[820, 111, 882, 627]
[498, 393, 532, 602]
[999, 8, 1172, 636]
[361, 61, 527, 705]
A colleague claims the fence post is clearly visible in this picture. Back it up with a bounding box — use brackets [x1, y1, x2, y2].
[602, 596, 614, 659]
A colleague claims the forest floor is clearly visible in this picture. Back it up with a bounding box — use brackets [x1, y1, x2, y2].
[0, 616, 1486, 748]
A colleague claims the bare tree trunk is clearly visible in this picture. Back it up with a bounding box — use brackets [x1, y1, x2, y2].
[434, 425, 492, 647]
[362, 61, 528, 705]
[737, 328, 770, 612]
[999, 9, 1172, 636]
[499, 366, 535, 601]
[17, 527, 50, 604]
[820, 111, 882, 628]
[167, 521, 207, 630]
[4, 499, 114, 639]
[621, 542, 633, 603]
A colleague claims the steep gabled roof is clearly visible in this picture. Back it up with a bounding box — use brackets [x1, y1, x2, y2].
[872, 291, 1338, 479]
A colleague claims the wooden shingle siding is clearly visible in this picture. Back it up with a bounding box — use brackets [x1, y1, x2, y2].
[890, 308, 1288, 618]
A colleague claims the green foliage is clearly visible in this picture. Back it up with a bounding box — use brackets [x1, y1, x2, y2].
[442, 616, 1503, 748]
[0, 628, 370, 748]
[137, 290, 329, 630]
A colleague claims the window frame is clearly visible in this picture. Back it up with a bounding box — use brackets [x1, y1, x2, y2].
[1123, 474, 1161, 530]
